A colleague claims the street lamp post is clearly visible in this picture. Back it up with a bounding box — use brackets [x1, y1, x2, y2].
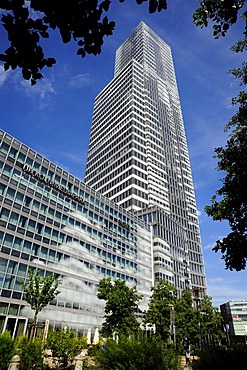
[168, 290, 176, 346]
[192, 288, 203, 348]
[170, 305, 176, 346]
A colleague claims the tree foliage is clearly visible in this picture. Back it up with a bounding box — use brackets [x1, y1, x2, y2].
[175, 291, 224, 347]
[204, 40, 247, 271]
[97, 277, 142, 337]
[192, 345, 247, 370]
[192, 0, 247, 271]
[193, 0, 246, 38]
[174, 289, 198, 345]
[198, 296, 224, 345]
[21, 269, 62, 331]
[145, 281, 224, 347]
[0, 0, 167, 85]
[144, 280, 177, 341]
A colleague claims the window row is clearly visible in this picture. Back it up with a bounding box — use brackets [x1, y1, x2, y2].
[98, 166, 147, 195]
[105, 177, 147, 200]
[1, 168, 140, 232]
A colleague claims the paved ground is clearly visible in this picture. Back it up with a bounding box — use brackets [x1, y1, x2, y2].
[180, 355, 188, 368]
[180, 354, 199, 369]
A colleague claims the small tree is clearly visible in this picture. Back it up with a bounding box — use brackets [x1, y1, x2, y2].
[97, 277, 142, 337]
[198, 296, 224, 345]
[175, 291, 224, 349]
[175, 289, 198, 347]
[144, 280, 177, 341]
[21, 269, 62, 338]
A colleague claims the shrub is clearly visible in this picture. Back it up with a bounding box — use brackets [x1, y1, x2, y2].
[0, 331, 15, 370]
[79, 335, 88, 350]
[44, 329, 82, 369]
[95, 335, 180, 370]
[15, 335, 44, 370]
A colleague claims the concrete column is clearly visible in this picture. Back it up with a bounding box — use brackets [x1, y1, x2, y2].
[8, 355, 20, 370]
[74, 354, 83, 370]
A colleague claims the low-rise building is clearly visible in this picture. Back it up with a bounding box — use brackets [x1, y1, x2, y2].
[220, 300, 247, 343]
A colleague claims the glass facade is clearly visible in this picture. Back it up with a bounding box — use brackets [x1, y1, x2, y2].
[85, 22, 207, 294]
[0, 129, 153, 336]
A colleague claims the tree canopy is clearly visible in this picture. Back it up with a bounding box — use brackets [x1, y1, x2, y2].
[45, 330, 83, 369]
[197, 2, 247, 271]
[144, 280, 177, 341]
[193, 0, 246, 38]
[97, 277, 142, 337]
[145, 281, 224, 347]
[205, 49, 247, 271]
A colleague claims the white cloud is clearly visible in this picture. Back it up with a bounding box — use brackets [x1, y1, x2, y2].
[12, 72, 56, 109]
[207, 277, 224, 284]
[0, 64, 9, 87]
[63, 150, 85, 165]
[69, 73, 93, 88]
[194, 180, 205, 190]
[207, 276, 247, 307]
[21, 77, 55, 98]
[204, 242, 216, 250]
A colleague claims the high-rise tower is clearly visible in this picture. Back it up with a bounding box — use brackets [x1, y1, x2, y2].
[85, 22, 207, 294]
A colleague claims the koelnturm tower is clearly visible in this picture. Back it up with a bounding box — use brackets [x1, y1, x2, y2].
[85, 22, 207, 294]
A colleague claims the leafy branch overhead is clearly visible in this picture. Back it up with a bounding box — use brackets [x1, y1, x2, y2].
[193, 0, 246, 38]
[0, 0, 164, 85]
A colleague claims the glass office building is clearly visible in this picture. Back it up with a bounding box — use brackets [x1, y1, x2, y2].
[0, 129, 153, 337]
[85, 22, 207, 294]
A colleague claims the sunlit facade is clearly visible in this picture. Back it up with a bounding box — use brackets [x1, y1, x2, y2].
[85, 22, 207, 294]
[0, 129, 153, 337]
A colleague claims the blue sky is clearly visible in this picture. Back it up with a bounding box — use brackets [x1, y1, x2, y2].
[0, 0, 246, 308]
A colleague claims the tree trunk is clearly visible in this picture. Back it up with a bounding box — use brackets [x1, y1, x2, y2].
[30, 311, 38, 340]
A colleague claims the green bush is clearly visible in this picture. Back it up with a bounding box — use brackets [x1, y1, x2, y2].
[95, 335, 180, 370]
[192, 345, 247, 370]
[45, 329, 82, 369]
[15, 335, 44, 370]
[0, 331, 15, 370]
[79, 335, 88, 350]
